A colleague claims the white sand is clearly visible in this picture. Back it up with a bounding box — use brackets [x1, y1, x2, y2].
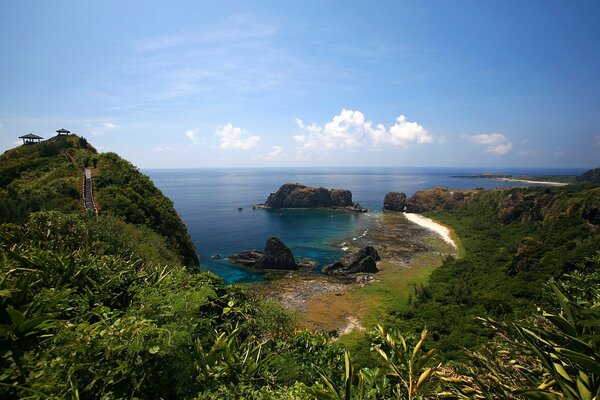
[496, 178, 568, 186]
[404, 213, 457, 248]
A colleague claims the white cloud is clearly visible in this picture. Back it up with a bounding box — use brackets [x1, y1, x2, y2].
[155, 145, 171, 151]
[257, 145, 285, 161]
[90, 121, 117, 136]
[293, 135, 306, 143]
[215, 123, 260, 150]
[464, 133, 512, 155]
[387, 115, 432, 146]
[185, 128, 202, 144]
[294, 118, 304, 128]
[293, 109, 432, 157]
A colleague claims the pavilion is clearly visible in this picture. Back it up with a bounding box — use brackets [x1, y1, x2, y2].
[19, 133, 43, 145]
[56, 128, 70, 136]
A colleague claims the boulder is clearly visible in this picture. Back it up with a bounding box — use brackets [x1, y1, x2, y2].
[229, 237, 298, 270]
[323, 246, 381, 276]
[383, 192, 407, 211]
[262, 183, 356, 209]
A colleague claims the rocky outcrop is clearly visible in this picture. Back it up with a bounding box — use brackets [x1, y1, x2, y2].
[405, 187, 480, 213]
[229, 237, 298, 270]
[383, 192, 407, 211]
[323, 246, 380, 276]
[577, 167, 600, 183]
[260, 183, 366, 211]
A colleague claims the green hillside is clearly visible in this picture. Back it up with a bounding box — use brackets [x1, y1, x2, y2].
[1, 139, 598, 399]
[392, 184, 600, 358]
[0, 135, 198, 266]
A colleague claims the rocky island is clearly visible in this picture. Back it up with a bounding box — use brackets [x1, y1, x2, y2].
[229, 236, 299, 270]
[255, 182, 367, 212]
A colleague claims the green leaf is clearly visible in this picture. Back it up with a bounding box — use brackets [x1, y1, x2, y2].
[18, 316, 50, 333]
[6, 305, 25, 326]
[149, 346, 160, 354]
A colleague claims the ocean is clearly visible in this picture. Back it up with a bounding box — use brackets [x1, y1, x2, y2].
[145, 167, 583, 283]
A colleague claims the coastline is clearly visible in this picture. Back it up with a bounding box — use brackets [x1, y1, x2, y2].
[253, 211, 458, 336]
[493, 177, 568, 186]
[403, 213, 457, 249]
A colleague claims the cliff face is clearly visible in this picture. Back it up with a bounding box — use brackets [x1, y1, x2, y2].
[405, 187, 482, 213]
[384, 185, 600, 227]
[264, 183, 354, 209]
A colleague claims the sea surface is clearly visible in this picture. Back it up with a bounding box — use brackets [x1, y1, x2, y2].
[146, 167, 583, 283]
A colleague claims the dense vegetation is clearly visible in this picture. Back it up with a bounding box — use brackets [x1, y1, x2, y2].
[392, 184, 600, 359]
[0, 135, 197, 266]
[1, 138, 598, 398]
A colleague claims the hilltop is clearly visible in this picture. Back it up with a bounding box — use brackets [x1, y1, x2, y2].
[0, 134, 198, 266]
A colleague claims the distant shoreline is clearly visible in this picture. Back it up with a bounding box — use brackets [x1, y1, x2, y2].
[452, 173, 573, 186]
[492, 177, 568, 186]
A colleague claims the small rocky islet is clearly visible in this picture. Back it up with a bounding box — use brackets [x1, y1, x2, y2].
[254, 182, 368, 212]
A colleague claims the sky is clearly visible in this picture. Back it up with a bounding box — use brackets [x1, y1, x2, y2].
[0, 0, 599, 169]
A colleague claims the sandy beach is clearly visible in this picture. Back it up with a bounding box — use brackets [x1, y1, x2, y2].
[495, 178, 568, 186]
[403, 213, 457, 248]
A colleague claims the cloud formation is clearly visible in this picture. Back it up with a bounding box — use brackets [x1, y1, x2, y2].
[184, 129, 201, 144]
[90, 121, 117, 136]
[257, 145, 285, 161]
[215, 123, 260, 150]
[465, 133, 512, 155]
[293, 109, 431, 157]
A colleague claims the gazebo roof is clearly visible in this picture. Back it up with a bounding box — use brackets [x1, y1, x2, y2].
[56, 128, 70, 134]
[19, 133, 43, 139]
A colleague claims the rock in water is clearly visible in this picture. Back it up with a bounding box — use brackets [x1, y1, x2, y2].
[323, 245, 381, 276]
[263, 182, 354, 209]
[255, 237, 298, 269]
[229, 237, 298, 270]
[228, 249, 263, 266]
[383, 192, 407, 211]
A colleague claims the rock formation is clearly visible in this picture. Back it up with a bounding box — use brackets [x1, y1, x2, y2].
[323, 245, 380, 276]
[383, 192, 407, 211]
[229, 236, 298, 270]
[259, 183, 366, 211]
[406, 187, 480, 213]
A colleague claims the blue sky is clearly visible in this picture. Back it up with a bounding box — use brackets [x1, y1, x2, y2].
[0, 0, 599, 168]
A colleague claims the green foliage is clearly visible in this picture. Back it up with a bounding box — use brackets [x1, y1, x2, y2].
[392, 185, 600, 358]
[305, 326, 439, 400]
[94, 152, 199, 266]
[441, 265, 600, 400]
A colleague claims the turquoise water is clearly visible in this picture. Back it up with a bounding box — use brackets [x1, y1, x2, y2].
[146, 167, 583, 283]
